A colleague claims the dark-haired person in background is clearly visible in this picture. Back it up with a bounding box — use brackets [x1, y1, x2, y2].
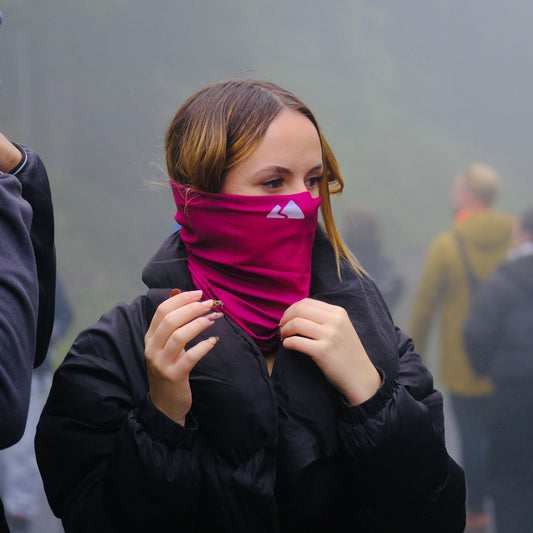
[463, 206, 533, 533]
[0, 130, 55, 533]
[342, 206, 404, 313]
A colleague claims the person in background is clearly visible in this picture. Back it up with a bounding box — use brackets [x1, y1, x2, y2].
[463, 206, 533, 533]
[409, 163, 514, 532]
[342, 206, 404, 312]
[0, 128, 55, 533]
[36, 79, 464, 533]
[0, 277, 72, 533]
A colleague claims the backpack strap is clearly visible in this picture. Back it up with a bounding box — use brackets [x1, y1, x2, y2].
[453, 232, 480, 293]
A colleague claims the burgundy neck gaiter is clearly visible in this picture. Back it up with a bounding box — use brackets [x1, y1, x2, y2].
[171, 182, 321, 354]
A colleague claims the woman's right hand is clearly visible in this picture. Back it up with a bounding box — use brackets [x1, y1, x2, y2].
[144, 290, 222, 425]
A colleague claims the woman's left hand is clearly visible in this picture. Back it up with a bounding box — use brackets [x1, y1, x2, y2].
[279, 298, 381, 405]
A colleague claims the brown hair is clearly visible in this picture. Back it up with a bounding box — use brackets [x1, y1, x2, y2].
[165, 79, 358, 274]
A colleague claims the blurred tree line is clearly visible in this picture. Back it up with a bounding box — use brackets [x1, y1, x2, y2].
[0, 0, 530, 354]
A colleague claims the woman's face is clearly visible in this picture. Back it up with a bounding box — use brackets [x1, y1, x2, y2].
[222, 108, 323, 198]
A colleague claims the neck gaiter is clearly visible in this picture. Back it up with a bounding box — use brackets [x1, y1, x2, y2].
[171, 182, 321, 354]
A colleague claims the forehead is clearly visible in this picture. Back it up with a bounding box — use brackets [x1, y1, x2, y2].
[222, 109, 323, 195]
[253, 109, 321, 156]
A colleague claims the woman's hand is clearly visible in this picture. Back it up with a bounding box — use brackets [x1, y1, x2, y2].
[144, 290, 222, 425]
[0, 132, 22, 173]
[279, 299, 381, 405]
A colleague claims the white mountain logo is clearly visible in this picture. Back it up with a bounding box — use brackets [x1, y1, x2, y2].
[267, 200, 305, 219]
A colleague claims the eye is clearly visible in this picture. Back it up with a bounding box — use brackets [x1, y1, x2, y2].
[305, 175, 324, 189]
[262, 177, 284, 190]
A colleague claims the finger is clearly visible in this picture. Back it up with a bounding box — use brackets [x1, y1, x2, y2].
[282, 335, 321, 358]
[147, 297, 221, 352]
[173, 335, 220, 375]
[151, 334, 220, 385]
[147, 306, 222, 367]
[147, 290, 203, 337]
[280, 298, 337, 328]
[279, 316, 323, 341]
[163, 313, 222, 359]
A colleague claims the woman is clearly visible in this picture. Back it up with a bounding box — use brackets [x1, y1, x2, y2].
[36, 80, 465, 533]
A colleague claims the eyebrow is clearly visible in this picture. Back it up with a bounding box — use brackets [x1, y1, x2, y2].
[307, 164, 324, 174]
[256, 164, 323, 176]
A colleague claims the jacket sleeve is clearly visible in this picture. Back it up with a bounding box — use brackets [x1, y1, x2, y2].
[338, 327, 466, 532]
[463, 271, 506, 375]
[35, 300, 202, 533]
[409, 235, 449, 356]
[14, 144, 56, 368]
[0, 144, 55, 448]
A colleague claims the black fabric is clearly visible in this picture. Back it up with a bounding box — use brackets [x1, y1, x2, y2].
[0, 499, 9, 533]
[0, 144, 55, 447]
[36, 227, 465, 532]
[464, 254, 533, 382]
[0, 144, 54, 533]
[12, 144, 56, 368]
[488, 383, 533, 533]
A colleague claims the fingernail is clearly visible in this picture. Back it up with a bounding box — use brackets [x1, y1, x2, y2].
[171, 289, 181, 297]
[207, 311, 224, 321]
[203, 299, 224, 309]
[189, 290, 203, 298]
[209, 336, 220, 345]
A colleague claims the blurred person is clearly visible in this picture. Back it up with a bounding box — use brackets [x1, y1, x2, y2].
[0, 277, 72, 533]
[36, 79, 465, 533]
[0, 129, 55, 533]
[409, 163, 514, 531]
[463, 206, 533, 533]
[342, 206, 404, 312]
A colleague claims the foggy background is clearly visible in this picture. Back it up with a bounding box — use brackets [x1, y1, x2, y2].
[1, 0, 532, 370]
[1, 1, 532, 531]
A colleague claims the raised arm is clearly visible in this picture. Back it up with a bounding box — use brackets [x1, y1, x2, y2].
[0, 134, 55, 447]
[36, 293, 219, 532]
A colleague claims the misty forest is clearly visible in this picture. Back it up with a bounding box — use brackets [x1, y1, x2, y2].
[1, 0, 532, 369]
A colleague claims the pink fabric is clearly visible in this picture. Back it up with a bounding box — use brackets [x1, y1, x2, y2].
[171, 182, 321, 353]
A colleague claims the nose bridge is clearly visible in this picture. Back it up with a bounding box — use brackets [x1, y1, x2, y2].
[287, 176, 308, 195]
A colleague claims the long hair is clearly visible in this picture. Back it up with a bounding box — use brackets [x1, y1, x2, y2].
[165, 79, 359, 274]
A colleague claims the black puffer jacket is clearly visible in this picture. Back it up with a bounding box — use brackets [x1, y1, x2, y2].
[36, 228, 465, 533]
[464, 251, 533, 384]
